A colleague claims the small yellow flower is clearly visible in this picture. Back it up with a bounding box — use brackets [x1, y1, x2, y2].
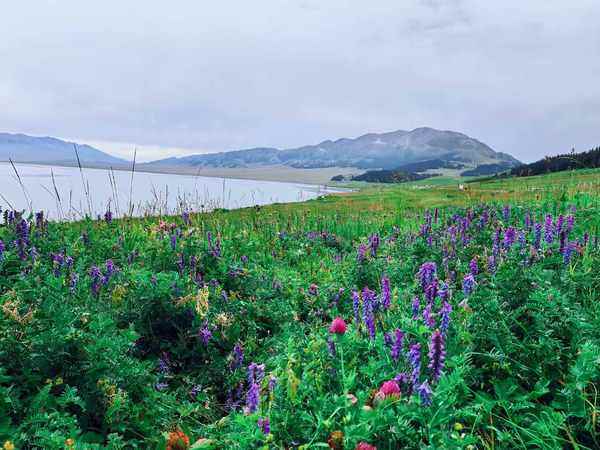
[65, 438, 75, 448]
[454, 422, 464, 431]
[3, 441, 15, 450]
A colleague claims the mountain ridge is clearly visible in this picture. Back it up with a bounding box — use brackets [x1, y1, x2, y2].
[142, 127, 521, 171]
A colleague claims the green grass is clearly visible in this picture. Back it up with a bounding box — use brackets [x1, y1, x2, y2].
[1, 169, 600, 449]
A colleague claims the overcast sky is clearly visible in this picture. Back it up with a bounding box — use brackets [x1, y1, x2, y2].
[1, 1, 599, 162]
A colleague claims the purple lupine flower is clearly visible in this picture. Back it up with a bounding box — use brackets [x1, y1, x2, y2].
[258, 418, 270, 435]
[469, 257, 478, 276]
[268, 375, 277, 393]
[563, 242, 577, 265]
[14, 218, 30, 260]
[423, 303, 435, 329]
[439, 301, 452, 336]
[89, 265, 102, 296]
[35, 211, 45, 230]
[207, 231, 221, 258]
[230, 343, 244, 370]
[69, 272, 79, 293]
[487, 255, 496, 274]
[362, 287, 376, 339]
[566, 215, 575, 234]
[245, 382, 260, 413]
[352, 290, 361, 326]
[384, 332, 393, 348]
[411, 296, 421, 320]
[248, 362, 265, 384]
[0, 239, 4, 261]
[199, 323, 213, 346]
[157, 353, 171, 374]
[417, 262, 437, 289]
[533, 222, 542, 249]
[332, 287, 344, 306]
[170, 233, 178, 250]
[100, 259, 117, 286]
[381, 275, 391, 310]
[104, 209, 113, 224]
[424, 279, 438, 303]
[190, 384, 202, 400]
[428, 330, 446, 383]
[439, 282, 450, 302]
[555, 215, 564, 236]
[51, 252, 65, 277]
[462, 274, 476, 296]
[491, 228, 500, 258]
[417, 380, 433, 406]
[29, 246, 38, 263]
[391, 329, 404, 363]
[503, 227, 516, 249]
[544, 214, 554, 244]
[245, 362, 265, 414]
[356, 243, 367, 263]
[524, 211, 532, 230]
[502, 205, 510, 222]
[559, 231, 567, 254]
[155, 382, 169, 391]
[327, 337, 336, 357]
[518, 231, 526, 253]
[369, 233, 380, 257]
[408, 343, 421, 386]
[182, 210, 191, 225]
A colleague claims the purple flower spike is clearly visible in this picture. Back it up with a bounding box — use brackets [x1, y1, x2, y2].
[408, 343, 421, 386]
[417, 380, 433, 406]
[381, 275, 391, 310]
[428, 330, 446, 383]
[462, 274, 476, 296]
[391, 329, 404, 363]
[417, 262, 437, 289]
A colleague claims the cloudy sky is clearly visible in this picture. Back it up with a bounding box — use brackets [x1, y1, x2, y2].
[1, 1, 599, 162]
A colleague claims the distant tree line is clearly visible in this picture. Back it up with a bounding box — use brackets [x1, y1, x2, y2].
[332, 170, 439, 183]
[511, 146, 600, 177]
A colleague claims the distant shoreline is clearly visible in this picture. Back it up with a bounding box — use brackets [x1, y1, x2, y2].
[0, 160, 361, 186]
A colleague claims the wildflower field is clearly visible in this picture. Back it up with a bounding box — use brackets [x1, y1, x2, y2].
[1, 169, 600, 449]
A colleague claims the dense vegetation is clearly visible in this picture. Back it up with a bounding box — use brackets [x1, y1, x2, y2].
[511, 146, 600, 177]
[344, 170, 437, 184]
[1, 169, 600, 449]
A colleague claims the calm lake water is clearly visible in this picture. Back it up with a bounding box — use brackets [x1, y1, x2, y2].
[0, 163, 341, 220]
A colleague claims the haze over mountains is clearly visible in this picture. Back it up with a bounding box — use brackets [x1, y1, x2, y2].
[1, 128, 521, 177]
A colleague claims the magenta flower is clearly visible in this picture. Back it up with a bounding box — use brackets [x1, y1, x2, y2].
[329, 317, 347, 335]
[378, 380, 401, 398]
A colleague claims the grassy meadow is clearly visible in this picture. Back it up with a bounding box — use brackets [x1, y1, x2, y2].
[1, 169, 600, 449]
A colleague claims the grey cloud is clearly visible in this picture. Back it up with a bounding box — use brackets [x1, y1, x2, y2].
[0, 0, 599, 162]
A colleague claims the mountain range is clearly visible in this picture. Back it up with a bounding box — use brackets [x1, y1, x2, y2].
[0, 128, 521, 176]
[141, 127, 520, 171]
[0, 133, 127, 165]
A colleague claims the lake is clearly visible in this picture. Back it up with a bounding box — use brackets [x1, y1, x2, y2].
[0, 163, 342, 220]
